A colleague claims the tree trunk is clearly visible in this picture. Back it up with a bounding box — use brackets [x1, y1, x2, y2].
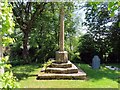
[0, 35, 4, 74]
[0, 2, 4, 74]
[99, 48, 104, 63]
[23, 32, 29, 63]
[0, 33, 2, 61]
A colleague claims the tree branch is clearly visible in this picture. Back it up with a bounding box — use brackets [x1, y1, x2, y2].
[28, 3, 47, 30]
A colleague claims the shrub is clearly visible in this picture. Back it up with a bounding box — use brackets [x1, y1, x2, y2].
[0, 56, 19, 89]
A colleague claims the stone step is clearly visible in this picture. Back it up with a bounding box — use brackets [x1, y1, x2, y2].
[37, 69, 86, 80]
[45, 64, 78, 74]
[51, 61, 72, 68]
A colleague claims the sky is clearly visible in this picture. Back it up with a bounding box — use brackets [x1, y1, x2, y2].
[73, 2, 116, 36]
[73, 2, 87, 35]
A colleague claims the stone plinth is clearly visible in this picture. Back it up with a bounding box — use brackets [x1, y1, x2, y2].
[45, 63, 78, 74]
[37, 68, 86, 80]
[55, 51, 68, 63]
[51, 61, 72, 68]
[37, 61, 87, 80]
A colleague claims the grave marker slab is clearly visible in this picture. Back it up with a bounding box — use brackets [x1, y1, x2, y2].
[92, 55, 100, 69]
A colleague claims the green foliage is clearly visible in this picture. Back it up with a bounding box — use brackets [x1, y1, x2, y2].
[42, 60, 54, 69]
[78, 34, 95, 63]
[1, 0, 15, 46]
[0, 56, 19, 89]
[1, 56, 11, 69]
[65, 35, 80, 62]
[10, 2, 76, 63]
[1, 71, 19, 89]
[118, 77, 120, 84]
[0, 0, 19, 89]
[79, 2, 120, 63]
[108, 2, 119, 17]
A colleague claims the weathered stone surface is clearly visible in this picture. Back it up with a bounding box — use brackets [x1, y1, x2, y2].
[37, 69, 86, 80]
[92, 55, 100, 69]
[59, 7, 64, 51]
[55, 51, 68, 63]
[51, 61, 72, 68]
[38, 61, 87, 80]
[45, 63, 78, 74]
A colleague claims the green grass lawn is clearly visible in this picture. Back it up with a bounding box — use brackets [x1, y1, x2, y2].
[12, 63, 120, 88]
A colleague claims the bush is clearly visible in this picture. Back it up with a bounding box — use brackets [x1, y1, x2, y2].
[0, 56, 19, 89]
[1, 71, 19, 89]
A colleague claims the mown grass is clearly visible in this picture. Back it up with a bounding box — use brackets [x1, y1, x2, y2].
[12, 63, 120, 88]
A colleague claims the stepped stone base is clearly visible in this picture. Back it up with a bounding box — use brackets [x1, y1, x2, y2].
[45, 63, 78, 74]
[37, 69, 86, 80]
[37, 61, 86, 80]
[51, 61, 72, 68]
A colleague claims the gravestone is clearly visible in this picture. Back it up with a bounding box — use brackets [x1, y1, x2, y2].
[92, 55, 100, 69]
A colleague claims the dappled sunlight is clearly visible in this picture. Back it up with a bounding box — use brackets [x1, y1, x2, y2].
[1, 1, 119, 88]
[77, 64, 120, 83]
[11, 63, 119, 88]
[12, 64, 41, 81]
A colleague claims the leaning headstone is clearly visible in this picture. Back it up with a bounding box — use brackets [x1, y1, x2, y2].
[92, 55, 100, 69]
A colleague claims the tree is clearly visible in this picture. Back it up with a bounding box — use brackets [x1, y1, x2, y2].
[78, 34, 95, 63]
[11, 2, 47, 62]
[0, 0, 15, 73]
[80, 2, 119, 63]
[0, 0, 19, 88]
[9, 2, 76, 63]
[29, 2, 76, 62]
[108, 7, 120, 63]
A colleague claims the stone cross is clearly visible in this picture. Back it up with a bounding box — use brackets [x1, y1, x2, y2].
[55, 7, 68, 63]
[59, 7, 64, 51]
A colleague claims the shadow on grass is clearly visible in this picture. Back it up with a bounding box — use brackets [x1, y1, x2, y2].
[12, 63, 120, 83]
[12, 63, 42, 81]
[77, 64, 120, 82]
